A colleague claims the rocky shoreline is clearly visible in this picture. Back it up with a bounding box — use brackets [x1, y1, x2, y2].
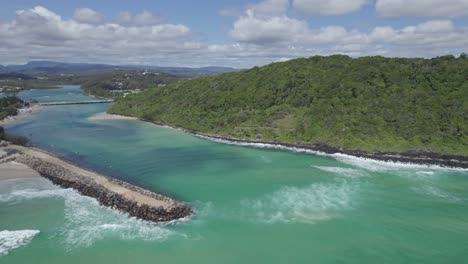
[193, 134, 468, 169]
[5, 146, 193, 223]
[131, 117, 468, 169]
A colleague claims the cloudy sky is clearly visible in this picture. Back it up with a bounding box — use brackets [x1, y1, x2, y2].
[1, 0, 468, 68]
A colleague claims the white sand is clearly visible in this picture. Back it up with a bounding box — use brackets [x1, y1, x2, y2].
[88, 112, 137, 121]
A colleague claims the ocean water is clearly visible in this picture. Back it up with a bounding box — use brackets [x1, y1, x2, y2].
[1, 86, 467, 263]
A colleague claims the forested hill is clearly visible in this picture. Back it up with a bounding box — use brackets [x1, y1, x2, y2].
[109, 55, 468, 156]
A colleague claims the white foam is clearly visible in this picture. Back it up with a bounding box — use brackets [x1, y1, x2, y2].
[0, 230, 40, 256]
[314, 166, 369, 178]
[195, 134, 468, 172]
[241, 180, 357, 224]
[0, 180, 180, 249]
[62, 191, 174, 248]
[415, 186, 461, 203]
[416, 171, 435, 175]
[333, 153, 467, 172]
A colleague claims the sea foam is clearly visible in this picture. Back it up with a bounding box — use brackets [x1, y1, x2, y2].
[0, 179, 180, 249]
[195, 134, 468, 172]
[0, 230, 40, 256]
[241, 180, 358, 224]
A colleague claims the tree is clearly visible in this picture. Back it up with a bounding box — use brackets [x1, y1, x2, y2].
[0, 126, 5, 140]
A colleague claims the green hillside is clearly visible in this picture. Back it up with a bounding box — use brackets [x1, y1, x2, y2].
[82, 71, 181, 98]
[109, 55, 468, 156]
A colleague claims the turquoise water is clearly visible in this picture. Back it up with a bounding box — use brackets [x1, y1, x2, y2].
[1, 86, 467, 263]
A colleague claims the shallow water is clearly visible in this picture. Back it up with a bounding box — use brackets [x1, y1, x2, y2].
[1, 86, 468, 263]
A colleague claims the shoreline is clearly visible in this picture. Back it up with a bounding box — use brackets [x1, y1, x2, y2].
[0, 143, 193, 222]
[88, 112, 138, 121]
[108, 113, 467, 169]
[0, 104, 43, 127]
[192, 134, 468, 169]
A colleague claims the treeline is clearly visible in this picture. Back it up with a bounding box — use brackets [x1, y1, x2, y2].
[0, 96, 25, 120]
[81, 71, 182, 98]
[0, 96, 29, 145]
[0, 72, 36, 80]
[109, 55, 468, 156]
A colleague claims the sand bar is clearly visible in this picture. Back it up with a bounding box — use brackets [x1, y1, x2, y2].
[88, 112, 138, 121]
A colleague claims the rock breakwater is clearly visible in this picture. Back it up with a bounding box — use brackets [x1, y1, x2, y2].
[12, 150, 193, 222]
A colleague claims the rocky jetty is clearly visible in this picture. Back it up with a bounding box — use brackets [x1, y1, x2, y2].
[13, 152, 193, 222]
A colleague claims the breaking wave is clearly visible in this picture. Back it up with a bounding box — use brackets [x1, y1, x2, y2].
[0, 179, 181, 249]
[0, 230, 40, 256]
[195, 134, 468, 172]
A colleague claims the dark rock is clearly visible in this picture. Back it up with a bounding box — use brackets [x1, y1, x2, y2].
[14, 154, 194, 223]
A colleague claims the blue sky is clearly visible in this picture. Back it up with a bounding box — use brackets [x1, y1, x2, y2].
[0, 0, 467, 67]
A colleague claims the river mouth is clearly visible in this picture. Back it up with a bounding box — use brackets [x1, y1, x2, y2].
[2, 86, 468, 263]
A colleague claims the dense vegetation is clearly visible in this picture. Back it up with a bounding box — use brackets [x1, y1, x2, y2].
[0, 74, 82, 93]
[0, 72, 36, 80]
[0, 96, 29, 145]
[0, 96, 25, 120]
[111, 55, 468, 156]
[81, 71, 182, 98]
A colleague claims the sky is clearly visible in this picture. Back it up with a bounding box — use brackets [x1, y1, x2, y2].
[0, 0, 468, 68]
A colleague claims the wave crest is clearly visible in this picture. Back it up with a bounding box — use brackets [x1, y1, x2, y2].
[0, 179, 178, 249]
[0, 230, 40, 256]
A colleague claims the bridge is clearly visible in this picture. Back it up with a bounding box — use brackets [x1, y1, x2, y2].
[39, 100, 114, 106]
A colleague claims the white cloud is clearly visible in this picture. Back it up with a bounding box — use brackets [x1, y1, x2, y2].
[115, 11, 165, 26]
[248, 0, 289, 18]
[370, 20, 467, 48]
[73, 8, 103, 25]
[293, 0, 368, 16]
[230, 12, 308, 44]
[226, 0, 468, 62]
[0, 6, 202, 66]
[376, 0, 468, 18]
[1, 4, 468, 68]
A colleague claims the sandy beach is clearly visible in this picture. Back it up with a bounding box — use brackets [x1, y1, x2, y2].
[88, 112, 138, 121]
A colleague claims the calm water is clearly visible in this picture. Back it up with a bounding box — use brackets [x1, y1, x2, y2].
[1, 86, 467, 263]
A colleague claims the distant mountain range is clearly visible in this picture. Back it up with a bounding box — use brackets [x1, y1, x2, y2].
[0, 61, 239, 76]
